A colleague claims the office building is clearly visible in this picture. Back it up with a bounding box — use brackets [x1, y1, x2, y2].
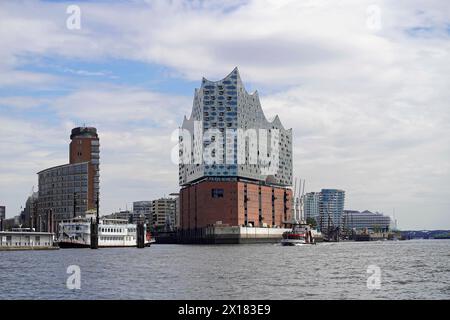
[104, 210, 145, 224]
[342, 210, 391, 232]
[318, 189, 345, 230]
[152, 198, 177, 231]
[21, 192, 38, 229]
[0, 206, 5, 231]
[37, 127, 100, 231]
[133, 201, 152, 223]
[302, 192, 320, 221]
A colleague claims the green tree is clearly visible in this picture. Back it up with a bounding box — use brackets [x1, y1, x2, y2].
[306, 217, 317, 228]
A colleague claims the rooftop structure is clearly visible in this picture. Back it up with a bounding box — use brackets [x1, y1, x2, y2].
[179, 67, 292, 187]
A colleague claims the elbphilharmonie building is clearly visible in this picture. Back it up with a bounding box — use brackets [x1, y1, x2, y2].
[178, 68, 293, 241]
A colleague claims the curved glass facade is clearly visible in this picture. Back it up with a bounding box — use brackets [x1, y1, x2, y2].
[179, 68, 292, 187]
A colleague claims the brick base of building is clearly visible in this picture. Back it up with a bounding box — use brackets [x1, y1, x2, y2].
[180, 179, 293, 231]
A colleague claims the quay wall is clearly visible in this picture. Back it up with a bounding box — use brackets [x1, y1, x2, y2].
[156, 226, 291, 244]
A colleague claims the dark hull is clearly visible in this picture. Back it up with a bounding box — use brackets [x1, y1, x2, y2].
[58, 242, 153, 248]
[58, 242, 90, 249]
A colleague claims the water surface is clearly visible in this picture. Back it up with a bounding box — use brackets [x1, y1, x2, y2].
[1, 240, 449, 299]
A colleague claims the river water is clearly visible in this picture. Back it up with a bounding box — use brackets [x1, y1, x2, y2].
[1, 239, 449, 299]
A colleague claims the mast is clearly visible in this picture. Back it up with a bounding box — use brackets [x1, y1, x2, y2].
[327, 201, 331, 240]
[293, 178, 298, 222]
[300, 179, 305, 222]
[96, 192, 99, 224]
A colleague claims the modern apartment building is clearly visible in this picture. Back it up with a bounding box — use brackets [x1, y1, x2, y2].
[37, 127, 100, 231]
[179, 68, 293, 231]
[318, 189, 345, 230]
[302, 192, 320, 221]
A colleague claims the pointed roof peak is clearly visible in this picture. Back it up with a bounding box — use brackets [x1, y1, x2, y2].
[201, 67, 243, 85]
[224, 66, 241, 81]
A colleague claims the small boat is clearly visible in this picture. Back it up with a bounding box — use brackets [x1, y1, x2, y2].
[282, 178, 317, 246]
[281, 221, 315, 246]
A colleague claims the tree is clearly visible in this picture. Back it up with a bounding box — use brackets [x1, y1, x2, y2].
[306, 217, 317, 228]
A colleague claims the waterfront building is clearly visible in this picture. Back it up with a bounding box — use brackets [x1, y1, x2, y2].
[151, 198, 177, 231]
[175, 196, 180, 229]
[342, 210, 391, 232]
[171, 193, 181, 229]
[133, 201, 152, 223]
[2, 215, 21, 230]
[37, 127, 100, 231]
[318, 189, 345, 230]
[0, 206, 5, 231]
[0, 229, 55, 250]
[21, 192, 38, 229]
[179, 68, 293, 236]
[105, 210, 145, 224]
[302, 192, 320, 222]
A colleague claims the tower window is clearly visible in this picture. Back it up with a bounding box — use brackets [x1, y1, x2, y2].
[211, 189, 224, 198]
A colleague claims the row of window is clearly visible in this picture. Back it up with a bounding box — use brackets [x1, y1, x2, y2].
[1, 239, 50, 247]
[40, 164, 88, 177]
[100, 236, 135, 241]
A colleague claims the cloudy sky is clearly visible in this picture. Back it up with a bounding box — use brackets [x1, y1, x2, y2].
[0, 0, 449, 229]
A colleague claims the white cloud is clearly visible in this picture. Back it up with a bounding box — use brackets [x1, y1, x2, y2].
[0, 0, 449, 228]
[0, 86, 187, 217]
[51, 85, 190, 126]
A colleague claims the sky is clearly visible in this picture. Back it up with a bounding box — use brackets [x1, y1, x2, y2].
[0, 0, 449, 230]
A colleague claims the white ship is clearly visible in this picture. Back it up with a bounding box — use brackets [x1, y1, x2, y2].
[57, 216, 154, 248]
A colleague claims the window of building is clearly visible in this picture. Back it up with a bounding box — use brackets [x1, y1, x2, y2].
[211, 188, 224, 198]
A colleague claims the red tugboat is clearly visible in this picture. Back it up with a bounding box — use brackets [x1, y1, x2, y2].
[145, 229, 154, 247]
[281, 221, 315, 246]
[281, 178, 316, 246]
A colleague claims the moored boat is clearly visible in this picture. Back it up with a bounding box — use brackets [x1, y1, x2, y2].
[57, 216, 155, 248]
